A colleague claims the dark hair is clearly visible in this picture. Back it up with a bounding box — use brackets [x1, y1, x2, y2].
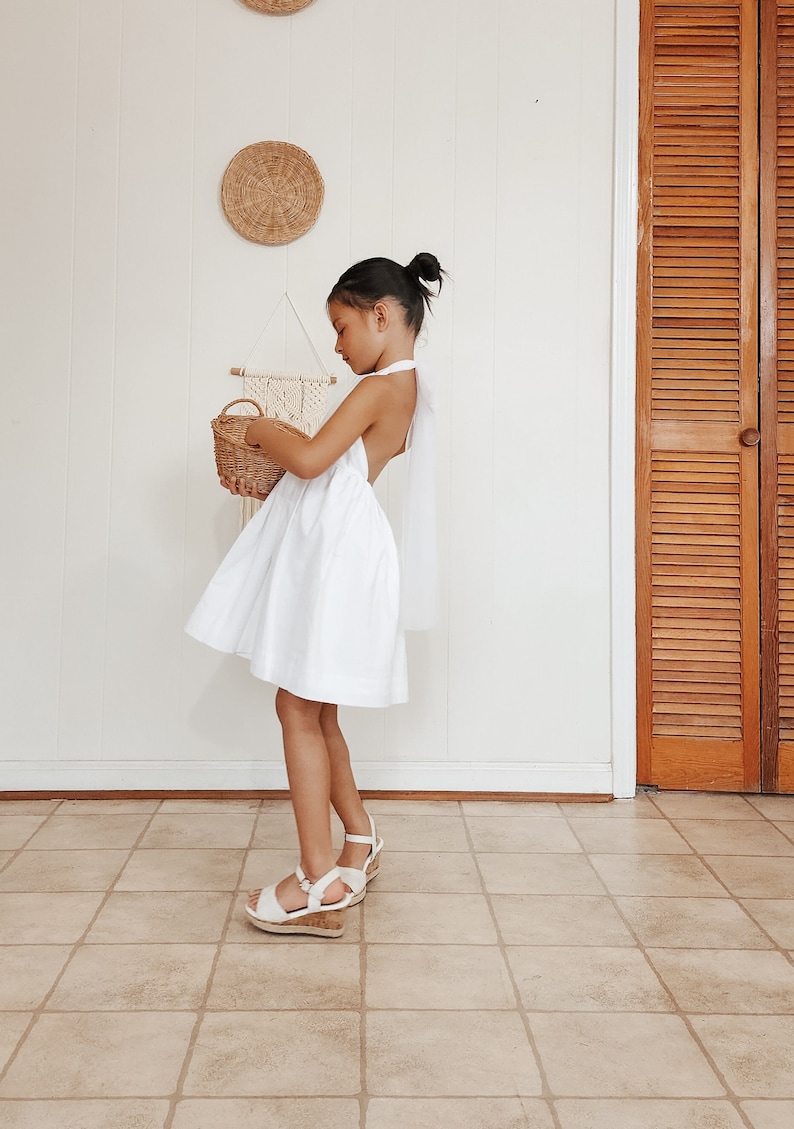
[327, 252, 445, 334]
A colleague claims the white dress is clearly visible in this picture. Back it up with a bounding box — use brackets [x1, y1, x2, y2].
[185, 360, 437, 708]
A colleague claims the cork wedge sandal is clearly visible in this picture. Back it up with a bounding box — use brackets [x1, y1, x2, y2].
[245, 864, 352, 937]
[338, 814, 383, 906]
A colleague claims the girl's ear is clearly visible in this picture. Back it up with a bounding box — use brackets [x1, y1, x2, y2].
[372, 300, 390, 330]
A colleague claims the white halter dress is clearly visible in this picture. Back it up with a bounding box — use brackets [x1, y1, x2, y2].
[185, 360, 437, 707]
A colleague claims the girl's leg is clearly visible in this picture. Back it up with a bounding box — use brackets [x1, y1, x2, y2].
[255, 689, 347, 912]
[319, 703, 375, 871]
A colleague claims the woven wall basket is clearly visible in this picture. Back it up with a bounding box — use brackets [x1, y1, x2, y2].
[221, 141, 324, 245]
[241, 0, 315, 12]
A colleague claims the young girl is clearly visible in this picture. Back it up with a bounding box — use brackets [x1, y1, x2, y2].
[186, 253, 443, 937]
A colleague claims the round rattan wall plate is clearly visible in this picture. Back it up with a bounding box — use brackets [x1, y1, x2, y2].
[240, 0, 315, 14]
[221, 141, 324, 245]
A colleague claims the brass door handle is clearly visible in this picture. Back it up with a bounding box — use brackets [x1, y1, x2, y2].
[740, 428, 761, 446]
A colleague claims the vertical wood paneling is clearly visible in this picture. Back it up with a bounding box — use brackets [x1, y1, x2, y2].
[447, 0, 499, 765]
[103, 0, 197, 760]
[0, 2, 78, 759]
[492, 0, 615, 766]
[387, 0, 457, 765]
[58, 0, 123, 761]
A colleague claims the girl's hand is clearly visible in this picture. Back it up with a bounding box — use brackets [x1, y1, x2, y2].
[219, 474, 267, 501]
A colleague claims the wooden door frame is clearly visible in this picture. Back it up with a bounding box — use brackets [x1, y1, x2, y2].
[612, 0, 641, 798]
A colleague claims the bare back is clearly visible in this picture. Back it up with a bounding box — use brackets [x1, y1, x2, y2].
[360, 370, 417, 484]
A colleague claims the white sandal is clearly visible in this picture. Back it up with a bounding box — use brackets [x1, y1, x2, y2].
[338, 813, 383, 906]
[245, 865, 352, 937]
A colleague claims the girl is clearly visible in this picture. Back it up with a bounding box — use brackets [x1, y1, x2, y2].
[186, 253, 444, 937]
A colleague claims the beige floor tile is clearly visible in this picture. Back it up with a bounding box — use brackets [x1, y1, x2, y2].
[172, 1098, 359, 1129]
[616, 897, 772, 949]
[566, 818, 691, 854]
[672, 819, 794, 856]
[478, 854, 604, 896]
[0, 893, 103, 944]
[741, 1100, 794, 1129]
[367, 1097, 554, 1128]
[559, 797, 662, 818]
[0, 1014, 32, 1072]
[466, 817, 581, 854]
[251, 814, 301, 849]
[56, 800, 161, 814]
[367, 799, 463, 814]
[461, 801, 562, 818]
[0, 817, 50, 850]
[367, 814, 469, 852]
[258, 799, 296, 814]
[742, 795, 794, 821]
[507, 946, 673, 1012]
[652, 793, 762, 821]
[741, 899, 794, 948]
[647, 948, 794, 1013]
[159, 799, 262, 813]
[116, 849, 244, 891]
[554, 1099, 746, 1129]
[0, 853, 13, 869]
[691, 1016, 794, 1097]
[0, 946, 73, 1010]
[371, 851, 482, 893]
[363, 893, 497, 944]
[0, 1012, 196, 1097]
[491, 895, 634, 946]
[0, 850, 129, 892]
[703, 856, 794, 899]
[0, 1100, 170, 1128]
[139, 813, 256, 849]
[225, 893, 363, 944]
[775, 821, 794, 840]
[366, 1010, 541, 1096]
[46, 944, 216, 1010]
[183, 1011, 360, 1096]
[208, 943, 361, 1009]
[25, 814, 151, 850]
[367, 945, 515, 1009]
[87, 891, 232, 943]
[589, 854, 728, 898]
[529, 1013, 724, 1097]
[0, 801, 60, 814]
[239, 849, 300, 891]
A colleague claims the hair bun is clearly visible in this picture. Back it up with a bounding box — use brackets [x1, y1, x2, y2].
[407, 252, 442, 285]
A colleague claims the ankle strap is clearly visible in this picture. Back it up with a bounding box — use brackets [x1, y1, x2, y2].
[295, 864, 342, 912]
[344, 812, 376, 846]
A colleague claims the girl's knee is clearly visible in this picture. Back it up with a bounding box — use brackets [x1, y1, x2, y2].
[275, 688, 322, 729]
[319, 702, 340, 734]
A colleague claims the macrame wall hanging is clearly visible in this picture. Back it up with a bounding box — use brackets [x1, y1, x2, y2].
[232, 294, 336, 526]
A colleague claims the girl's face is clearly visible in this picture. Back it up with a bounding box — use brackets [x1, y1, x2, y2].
[328, 300, 385, 375]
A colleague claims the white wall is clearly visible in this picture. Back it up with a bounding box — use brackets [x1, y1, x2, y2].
[0, 0, 619, 793]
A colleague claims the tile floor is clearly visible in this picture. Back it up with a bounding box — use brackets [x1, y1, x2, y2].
[0, 791, 793, 1128]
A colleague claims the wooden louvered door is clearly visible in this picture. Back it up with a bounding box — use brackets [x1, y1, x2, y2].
[761, 0, 794, 791]
[637, 0, 762, 790]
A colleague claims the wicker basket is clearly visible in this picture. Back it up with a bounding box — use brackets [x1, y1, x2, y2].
[211, 398, 308, 498]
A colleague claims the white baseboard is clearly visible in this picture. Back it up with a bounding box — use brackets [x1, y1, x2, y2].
[1, 760, 614, 795]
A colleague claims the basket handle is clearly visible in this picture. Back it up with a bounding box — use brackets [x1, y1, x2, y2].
[220, 398, 264, 416]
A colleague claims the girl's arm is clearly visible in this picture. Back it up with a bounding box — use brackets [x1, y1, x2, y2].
[244, 379, 384, 479]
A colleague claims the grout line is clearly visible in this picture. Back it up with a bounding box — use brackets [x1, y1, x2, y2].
[161, 800, 263, 1128]
[0, 798, 166, 1090]
[459, 803, 562, 1129]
